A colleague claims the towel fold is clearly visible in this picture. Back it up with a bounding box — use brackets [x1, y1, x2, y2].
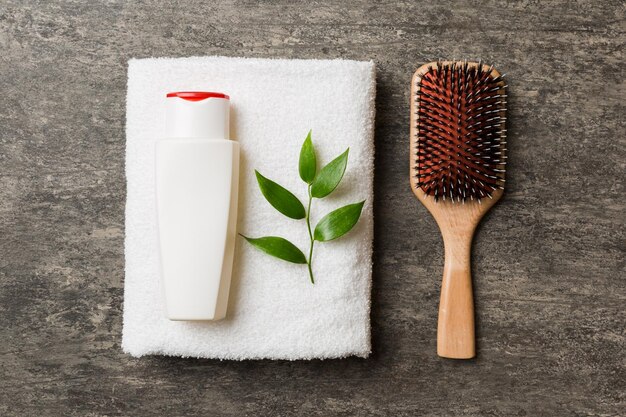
[123, 56, 376, 359]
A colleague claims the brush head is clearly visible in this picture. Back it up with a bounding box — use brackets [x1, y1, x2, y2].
[411, 61, 507, 203]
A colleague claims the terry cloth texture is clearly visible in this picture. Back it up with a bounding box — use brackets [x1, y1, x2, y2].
[123, 56, 376, 359]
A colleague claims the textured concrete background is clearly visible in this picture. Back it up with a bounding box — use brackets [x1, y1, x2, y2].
[0, 1, 624, 416]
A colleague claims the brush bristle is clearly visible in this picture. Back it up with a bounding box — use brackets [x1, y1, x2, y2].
[414, 61, 507, 202]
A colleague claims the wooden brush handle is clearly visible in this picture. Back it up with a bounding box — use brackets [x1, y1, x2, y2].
[437, 230, 475, 359]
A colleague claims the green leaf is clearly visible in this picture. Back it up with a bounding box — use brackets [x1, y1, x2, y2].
[299, 130, 316, 184]
[310, 148, 349, 198]
[256, 170, 306, 219]
[241, 235, 307, 264]
[314, 201, 365, 242]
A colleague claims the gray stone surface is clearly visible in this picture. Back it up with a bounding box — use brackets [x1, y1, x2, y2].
[0, 0, 624, 415]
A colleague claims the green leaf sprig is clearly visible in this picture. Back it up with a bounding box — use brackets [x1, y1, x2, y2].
[241, 130, 365, 284]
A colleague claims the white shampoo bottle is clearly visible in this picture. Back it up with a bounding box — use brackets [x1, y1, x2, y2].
[156, 91, 239, 321]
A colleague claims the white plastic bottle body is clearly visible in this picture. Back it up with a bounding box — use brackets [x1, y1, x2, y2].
[156, 93, 238, 321]
[156, 139, 239, 320]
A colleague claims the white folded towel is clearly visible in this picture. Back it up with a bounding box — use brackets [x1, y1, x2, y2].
[123, 56, 376, 359]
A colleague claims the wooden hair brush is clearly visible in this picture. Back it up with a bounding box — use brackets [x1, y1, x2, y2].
[410, 61, 507, 359]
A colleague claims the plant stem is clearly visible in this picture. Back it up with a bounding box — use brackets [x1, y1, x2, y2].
[305, 184, 315, 284]
[307, 240, 315, 284]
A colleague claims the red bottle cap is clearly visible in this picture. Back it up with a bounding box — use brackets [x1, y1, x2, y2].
[166, 92, 230, 101]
